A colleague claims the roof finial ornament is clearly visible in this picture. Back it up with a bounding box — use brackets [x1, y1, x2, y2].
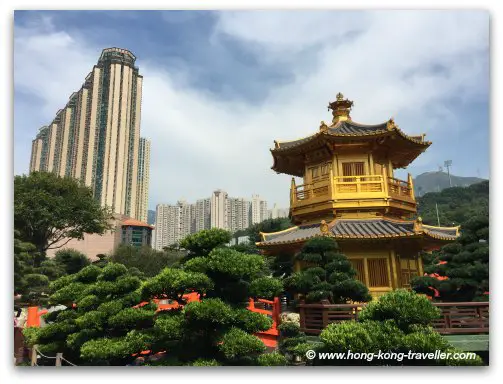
[413, 216, 424, 233]
[387, 117, 396, 130]
[328, 93, 354, 126]
[320, 220, 329, 235]
[319, 120, 328, 132]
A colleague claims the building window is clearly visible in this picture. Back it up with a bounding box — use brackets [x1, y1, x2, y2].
[310, 167, 319, 179]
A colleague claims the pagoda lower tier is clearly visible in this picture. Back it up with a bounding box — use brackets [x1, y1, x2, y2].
[256, 217, 459, 298]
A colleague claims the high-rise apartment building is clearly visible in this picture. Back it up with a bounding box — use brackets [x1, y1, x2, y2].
[29, 47, 150, 220]
[136, 138, 151, 222]
[251, 194, 268, 224]
[153, 201, 197, 250]
[227, 197, 251, 232]
[153, 204, 181, 250]
[179, 200, 196, 239]
[211, 189, 228, 229]
[268, 203, 290, 220]
[195, 198, 211, 232]
[153, 192, 271, 249]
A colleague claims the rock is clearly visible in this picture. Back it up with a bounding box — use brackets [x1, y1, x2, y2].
[280, 312, 300, 325]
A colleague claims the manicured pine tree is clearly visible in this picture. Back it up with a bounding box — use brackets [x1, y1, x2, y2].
[284, 236, 372, 304]
[24, 229, 285, 366]
[412, 215, 489, 302]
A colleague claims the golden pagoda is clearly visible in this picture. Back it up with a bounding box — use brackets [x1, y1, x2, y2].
[257, 94, 460, 297]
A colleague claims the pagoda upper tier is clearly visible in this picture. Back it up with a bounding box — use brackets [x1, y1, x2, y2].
[271, 94, 430, 178]
[271, 94, 431, 224]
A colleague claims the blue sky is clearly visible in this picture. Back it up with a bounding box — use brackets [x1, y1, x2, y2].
[14, 10, 490, 210]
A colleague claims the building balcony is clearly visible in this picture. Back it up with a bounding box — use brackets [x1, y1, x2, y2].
[290, 173, 416, 221]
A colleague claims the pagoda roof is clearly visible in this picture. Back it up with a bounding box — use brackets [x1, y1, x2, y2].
[271, 119, 431, 176]
[274, 119, 430, 151]
[257, 218, 459, 247]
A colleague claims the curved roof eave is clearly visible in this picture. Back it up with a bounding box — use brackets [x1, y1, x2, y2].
[271, 126, 432, 154]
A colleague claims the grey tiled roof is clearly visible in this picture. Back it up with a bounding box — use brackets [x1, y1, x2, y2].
[274, 120, 430, 152]
[276, 121, 388, 150]
[329, 121, 388, 135]
[332, 219, 414, 237]
[258, 219, 458, 245]
[262, 224, 320, 243]
[423, 225, 458, 239]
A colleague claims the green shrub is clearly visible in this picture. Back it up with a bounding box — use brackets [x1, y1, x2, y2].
[278, 321, 301, 338]
[249, 277, 283, 299]
[98, 263, 128, 282]
[184, 298, 234, 329]
[22, 327, 40, 346]
[233, 308, 272, 333]
[108, 308, 155, 330]
[77, 295, 100, 312]
[320, 320, 404, 354]
[359, 289, 441, 331]
[218, 328, 266, 362]
[257, 351, 288, 366]
[190, 358, 220, 366]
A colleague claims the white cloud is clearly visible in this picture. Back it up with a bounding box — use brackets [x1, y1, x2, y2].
[14, 10, 489, 210]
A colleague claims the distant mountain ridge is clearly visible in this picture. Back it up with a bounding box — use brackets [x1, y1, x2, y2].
[413, 171, 486, 196]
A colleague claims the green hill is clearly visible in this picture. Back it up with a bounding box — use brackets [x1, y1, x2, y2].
[416, 181, 489, 227]
[414, 171, 486, 196]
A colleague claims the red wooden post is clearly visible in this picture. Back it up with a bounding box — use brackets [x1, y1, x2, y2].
[272, 297, 280, 327]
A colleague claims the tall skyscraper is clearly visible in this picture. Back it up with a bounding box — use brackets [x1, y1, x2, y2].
[179, 200, 196, 239]
[227, 197, 251, 232]
[153, 204, 181, 250]
[195, 198, 211, 232]
[153, 201, 196, 251]
[251, 194, 268, 224]
[29, 47, 150, 220]
[136, 138, 151, 222]
[153, 192, 270, 248]
[211, 189, 228, 229]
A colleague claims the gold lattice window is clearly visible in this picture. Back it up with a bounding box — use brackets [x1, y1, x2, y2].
[350, 259, 365, 283]
[342, 162, 365, 182]
[367, 258, 390, 287]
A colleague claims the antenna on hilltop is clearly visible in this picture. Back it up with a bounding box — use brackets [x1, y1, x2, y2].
[444, 160, 453, 187]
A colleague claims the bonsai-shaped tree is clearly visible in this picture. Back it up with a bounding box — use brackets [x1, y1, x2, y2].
[146, 246, 284, 365]
[412, 215, 489, 302]
[138, 232, 284, 365]
[22, 262, 163, 365]
[24, 230, 284, 366]
[284, 236, 371, 303]
[179, 228, 231, 260]
[311, 289, 483, 366]
[15, 231, 92, 307]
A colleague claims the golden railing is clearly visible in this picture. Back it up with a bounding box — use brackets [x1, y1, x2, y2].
[295, 181, 330, 201]
[388, 177, 413, 199]
[333, 175, 384, 193]
[291, 174, 415, 204]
